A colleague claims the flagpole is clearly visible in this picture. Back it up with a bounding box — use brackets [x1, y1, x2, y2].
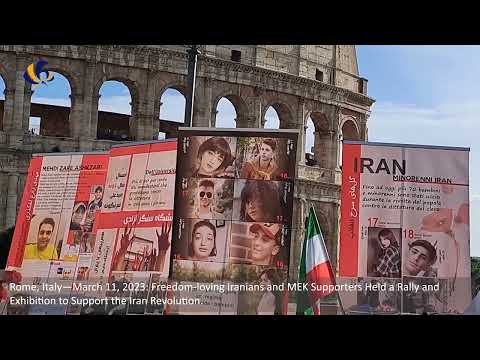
[309, 207, 347, 315]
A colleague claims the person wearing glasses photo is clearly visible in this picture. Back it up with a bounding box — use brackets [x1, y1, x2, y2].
[194, 179, 220, 220]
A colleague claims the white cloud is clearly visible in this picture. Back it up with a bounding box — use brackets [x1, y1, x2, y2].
[31, 96, 71, 107]
[98, 95, 132, 115]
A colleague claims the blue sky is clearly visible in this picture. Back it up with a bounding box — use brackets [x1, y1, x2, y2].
[0, 46, 478, 255]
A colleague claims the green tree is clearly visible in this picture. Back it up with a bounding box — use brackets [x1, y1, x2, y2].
[471, 257, 480, 298]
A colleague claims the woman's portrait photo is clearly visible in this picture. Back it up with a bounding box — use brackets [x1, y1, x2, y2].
[236, 137, 291, 181]
[173, 219, 230, 263]
[182, 136, 236, 179]
[367, 227, 402, 278]
[232, 179, 289, 223]
[178, 178, 234, 221]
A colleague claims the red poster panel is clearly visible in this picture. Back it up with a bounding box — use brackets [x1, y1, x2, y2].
[339, 143, 361, 277]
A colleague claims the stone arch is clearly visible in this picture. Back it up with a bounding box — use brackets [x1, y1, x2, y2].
[340, 117, 360, 140]
[157, 83, 187, 139]
[94, 77, 139, 112]
[261, 101, 294, 129]
[263, 106, 280, 129]
[158, 82, 187, 99]
[40, 64, 80, 100]
[158, 83, 187, 122]
[94, 77, 139, 140]
[212, 93, 249, 128]
[29, 69, 73, 137]
[306, 111, 331, 168]
[338, 117, 360, 167]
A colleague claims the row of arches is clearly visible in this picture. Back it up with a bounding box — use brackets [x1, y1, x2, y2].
[0, 71, 360, 165]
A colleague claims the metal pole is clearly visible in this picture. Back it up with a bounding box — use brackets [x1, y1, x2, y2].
[184, 45, 200, 127]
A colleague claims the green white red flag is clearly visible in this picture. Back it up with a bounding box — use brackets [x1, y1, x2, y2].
[296, 207, 336, 315]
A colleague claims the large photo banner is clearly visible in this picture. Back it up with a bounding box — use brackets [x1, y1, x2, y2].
[338, 141, 471, 314]
[169, 128, 297, 315]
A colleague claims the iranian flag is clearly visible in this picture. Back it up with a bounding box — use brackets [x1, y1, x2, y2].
[296, 207, 337, 315]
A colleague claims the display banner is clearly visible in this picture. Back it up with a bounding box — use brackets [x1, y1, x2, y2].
[5, 152, 109, 314]
[4, 140, 177, 315]
[338, 141, 471, 314]
[169, 128, 298, 315]
[74, 140, 177, 315]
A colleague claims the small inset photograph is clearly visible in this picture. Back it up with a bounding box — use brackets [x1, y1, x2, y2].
[177, 177, 234, 220]
[173, 218, 230, 263]
[80, 299, 106, 315]
[402, 277, 447, 314]
[232, 179, 290, 223]
[229, 222, 288, 269]
[403, 239, 438, 278]
[180, 136, 236, 179]
[367, 227, 402, 278]
[23, 213, 61, 261]
[70, 202, 87, 231]
[75, 266, 90, 281]
[110, 224, 172, 274]
[6, 293, 31, 315]
[235, 137, 293, 181]
[227, 265, 288, 315]
[84, 185, 104, 233]
[170, 259, 225, 283]
[127, 281, 149, 315]
[353, 278, 401, 314]
[145, 274, 167, 315]
[107, 272, 133, 298]
[59, 242, 80, 262]
[66, 298, 82, 315]
[106, 302, 128, 315]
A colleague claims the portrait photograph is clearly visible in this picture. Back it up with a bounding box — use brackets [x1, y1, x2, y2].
[235, 137, 292, 181]
[177, 177, 234, 221]
[23, 212, 61, 262]
[229, 222, 288, 269]
[172, 218, 230, 263]
[367, 227, 402, 278]
[180, 136, 237, 179]
[232, 179, 291, 224]
[402, 238, 438, 278]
